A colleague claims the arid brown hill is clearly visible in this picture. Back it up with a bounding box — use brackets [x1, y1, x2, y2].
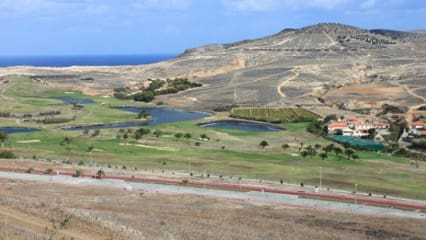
[1, 23, 425, 111]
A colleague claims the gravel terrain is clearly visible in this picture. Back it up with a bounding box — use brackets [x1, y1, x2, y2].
[0, 173, 425, 240]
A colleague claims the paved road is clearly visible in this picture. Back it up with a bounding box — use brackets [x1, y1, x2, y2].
[0, 171, 425, 219]
[1, 165, 425, 211]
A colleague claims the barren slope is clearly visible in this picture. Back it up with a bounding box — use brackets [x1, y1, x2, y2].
[1, 23, 425, 111]
[1, 178, 425, 240]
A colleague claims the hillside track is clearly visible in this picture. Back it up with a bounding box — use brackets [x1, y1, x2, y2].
[277, 68, 300, 98]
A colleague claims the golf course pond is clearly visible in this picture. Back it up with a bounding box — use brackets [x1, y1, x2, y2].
[115, 107, 211, 125]
[198, 120, 284, 132]
[0, 127, 39, 134]
[53, 97, 96, 105]
[64, 107, 211, 131]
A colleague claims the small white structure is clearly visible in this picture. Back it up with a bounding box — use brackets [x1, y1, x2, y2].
[327, 118, 390, 138]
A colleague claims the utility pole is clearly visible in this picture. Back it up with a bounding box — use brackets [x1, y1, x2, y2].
[188, 159, 191, 178]
[355, 183, 358, 205]
[88, 146, 94, 168]
[319, 166, 322, 193]
[203, 170, 206, 189]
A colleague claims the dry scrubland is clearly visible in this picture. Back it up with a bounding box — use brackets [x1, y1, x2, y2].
[1, 23, 425, 111]
[0, 178, 425, 240]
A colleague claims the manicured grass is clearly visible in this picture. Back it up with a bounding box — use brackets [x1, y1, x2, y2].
[4, 122, 424, 199]
[0, 76, 425, 199]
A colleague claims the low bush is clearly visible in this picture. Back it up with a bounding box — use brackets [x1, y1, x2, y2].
[0, 151, 16, 159]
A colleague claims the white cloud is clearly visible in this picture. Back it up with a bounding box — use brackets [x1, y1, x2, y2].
[360, 0, 376, 9]
[309, 0, 348, 9]
[220, 0, 280, 12]
[220, 0, 348, 12]
[131, 0, 191, 11]
[84, 4, 110, 16]
[0, 0, 59, 14]
[0, 0, 112, 18]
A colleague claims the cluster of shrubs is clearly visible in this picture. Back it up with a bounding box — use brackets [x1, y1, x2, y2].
[0, 112, 11, 118]
[213, 104, 240, 112]
[39, 110, 61, 116]
[346, 34, 396, 45]
[37, 117, 72, 124]
[114, 78, 202, 103]
[1, 111, 64, 119]
[0, 151, 16, 159]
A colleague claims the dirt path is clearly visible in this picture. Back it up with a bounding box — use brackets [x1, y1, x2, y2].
[277, 68, 300, 97]
[394, 81, 426, 123]
[396, 82, 426, 103]
[323, 31, 337, 47]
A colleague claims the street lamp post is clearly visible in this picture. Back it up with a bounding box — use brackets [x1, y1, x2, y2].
[355, 183, 358, 205]
[89, 151, 93, 167]
[203, 170, 206, 189]
[319, 166, 322, 193]
[188, 159, 191, 178]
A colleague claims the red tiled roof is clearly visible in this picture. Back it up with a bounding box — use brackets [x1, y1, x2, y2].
[421, 131, 426, 136]
[411, 121, 425, 127]
[328, 122, 348, 128]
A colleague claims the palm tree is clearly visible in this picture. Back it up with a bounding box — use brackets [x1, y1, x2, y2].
[324, 144, 335, 154]
[75, 169, 83, 177]
[175, 133, 183, 140]
[259, 140, 269, 149]
[96, 168, 105, 179]
[123, 132, 129, 144]
[305, 145, 317, 158]
[0, 131, 8, 148]
[137, 110, 150, 119]
[184, 133, 192, 140]
[60, 136, 71, 146]
[153, 130, 162, 138]
[135, 128, 150, 140]
[88, 146, 95, 167]
[345, 149, 355, 160]
[91, 129, 100, 138]
[333, 146, 342, 157]
[319, 152, 328, 160]
[200, 133, 210, 140]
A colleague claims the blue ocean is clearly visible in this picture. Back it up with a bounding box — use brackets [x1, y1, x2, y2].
[0, 54, 176, 67]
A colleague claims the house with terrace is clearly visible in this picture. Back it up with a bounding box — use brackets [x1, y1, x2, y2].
[327, 117, 390, 138]
[410, 121, 426, 136]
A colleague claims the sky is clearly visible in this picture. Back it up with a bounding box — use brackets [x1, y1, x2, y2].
[0, 0, 425, 56]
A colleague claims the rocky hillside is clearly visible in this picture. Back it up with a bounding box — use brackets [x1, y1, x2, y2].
[1, 23, 425, 111]
[144, 23, 426, 110]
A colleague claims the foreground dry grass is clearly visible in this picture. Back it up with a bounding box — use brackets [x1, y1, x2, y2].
[0, 178, 425, 240]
